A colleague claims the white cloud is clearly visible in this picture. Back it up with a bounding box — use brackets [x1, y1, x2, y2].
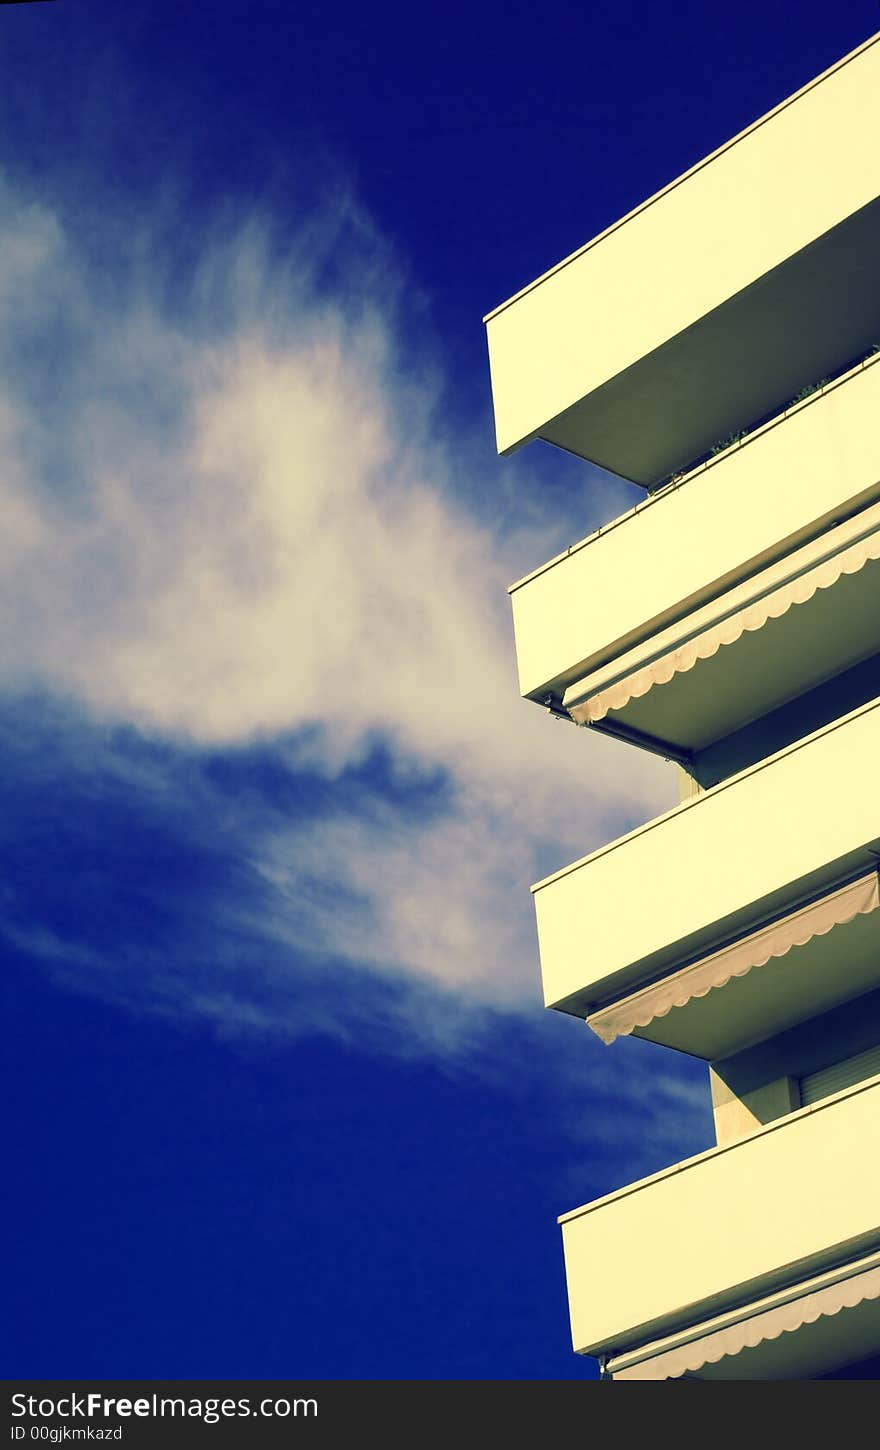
[0, 176, 676, 1007]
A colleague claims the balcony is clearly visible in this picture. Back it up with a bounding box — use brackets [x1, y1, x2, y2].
[533, 696, 880, 1057]
[510, 356, 880, 709]
[485, 33, 880, 485]
[560, 1077, 880, 1378]
[563, 491, 880, 766]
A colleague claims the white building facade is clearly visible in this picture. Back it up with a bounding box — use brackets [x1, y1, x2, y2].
[485, 32, 880, 1379]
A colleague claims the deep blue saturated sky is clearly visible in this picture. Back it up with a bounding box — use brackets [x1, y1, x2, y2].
[1, 0, 876, 1381]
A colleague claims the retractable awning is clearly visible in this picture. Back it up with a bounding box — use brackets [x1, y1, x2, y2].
[586, 872, 880, 1059]
[608, 1253, 880, 1380]
[563, 499, 880, 754]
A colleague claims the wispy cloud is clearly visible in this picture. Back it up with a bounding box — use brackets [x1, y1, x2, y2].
[0, 170, 677, 1040]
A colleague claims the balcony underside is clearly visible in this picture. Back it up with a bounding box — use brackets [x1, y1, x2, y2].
[533, 199, 880, 485]
[486, 35, 880, 484]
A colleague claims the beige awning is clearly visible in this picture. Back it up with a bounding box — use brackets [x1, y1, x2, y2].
[587, 872, 880, 1046]
[565, 519, 880, 726]
[609, 1256, 880, 1380]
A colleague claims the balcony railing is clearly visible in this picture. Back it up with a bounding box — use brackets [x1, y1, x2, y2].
[533, 695, 880, 1056]
[510, 357, 880, 708]
[561, 1077, 880, 1372]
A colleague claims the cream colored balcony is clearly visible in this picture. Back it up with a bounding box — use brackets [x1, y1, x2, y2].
[533, 696, 880, 1057]
[510, 356, 880, 713]
[485, 34, 880, 485]
[560, 1077, 880, 1378]
[564, 490, 880, 766]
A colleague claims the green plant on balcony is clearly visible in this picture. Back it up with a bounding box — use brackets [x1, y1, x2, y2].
[790, 377, 829, 405]
[708, 429, 747, 458]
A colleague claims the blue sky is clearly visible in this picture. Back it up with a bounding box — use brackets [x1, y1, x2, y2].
[2, 0, 876, 1380]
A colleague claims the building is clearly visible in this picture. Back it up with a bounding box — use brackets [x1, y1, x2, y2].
[484, 32, 880, 1380]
